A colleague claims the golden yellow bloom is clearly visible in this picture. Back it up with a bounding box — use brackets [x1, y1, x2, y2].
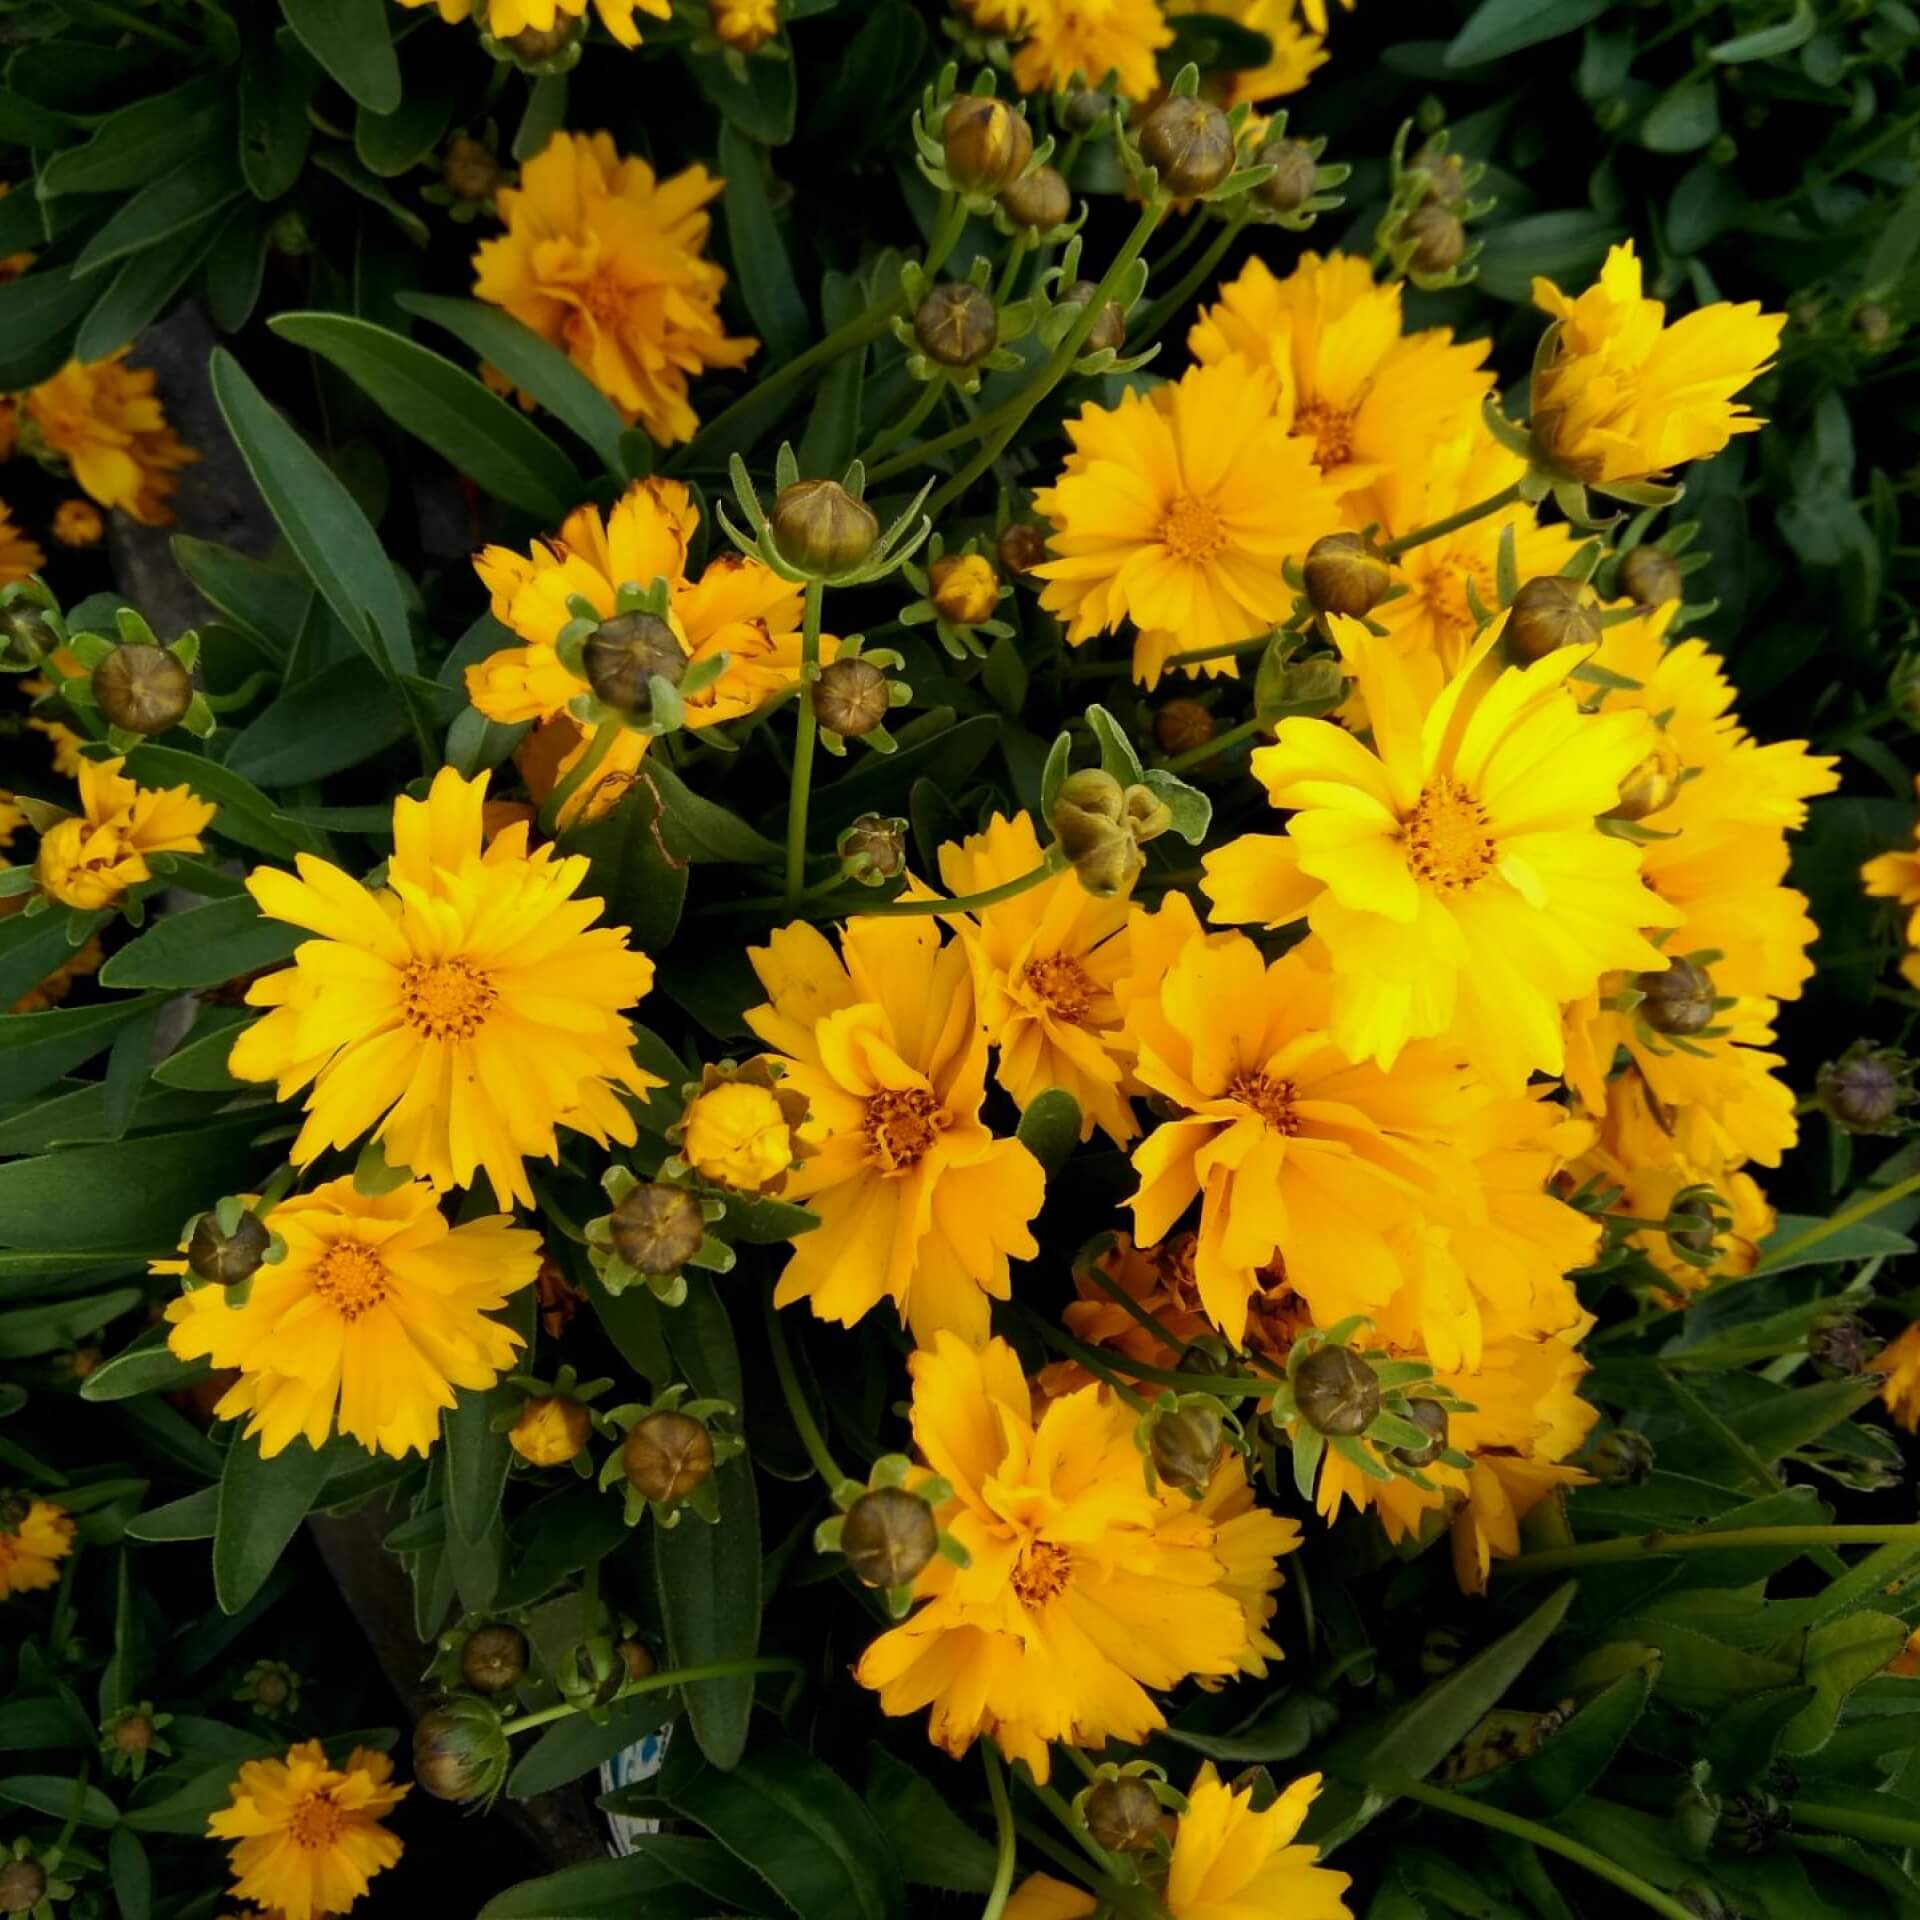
[1203, 615, 1680, 1091]
[23, 353, 195, 525]
[1170, 0, 1326, 104]
[683, 1081, 794, 1190]
[510, 1395, 591, 1466]
[229, 767, 660, 1208]
[855, 1334, 1296, 1781]
[1874, 1323, 1920, 1433]
[473, 131, 755, 446]
[1530, 241, 1783, 487]
[1005, 0, 1172, 100]
[34, 754, 215, 910]
[1864, 779, 1920, 990]
[24, 681, 86, 778]
[929, 551, 1000, 626]
[0, 498, 44, 584]
[708, 0, 778, 50]
[51, 499, 103, 548]
[163, 1176, 537, 1459]
[745, 917, 1044, 1344]
[1189, 252, 1493, 507]
[937, 810, 1137, 1145]
[1889, 1626, 1920, 1678]
[208, 1740, 407, 1920]
[1033, 357, 1344, 688]
[396, 0, 667, 44]
[0, 1496, 75, 1599]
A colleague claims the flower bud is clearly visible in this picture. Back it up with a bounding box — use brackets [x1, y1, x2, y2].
[840, 1486, 939, 1588]
[510, 1394, 591, 1467]
[1051, 769, 1141, 898]
[1256, 136, 1318, 214]
[1138, 98, 1235, 197]
[1854, 303, 1894, 349]
[0, 1863, 46, 1916]
[1060, 280, 1127, 356]
[1124, 783, 1172, 845]
[943, 96, 1033, 194]
[1388, 1397, 1448, 1469]
[1618, 544, 1684, 608]
[708, 0, 778, 52]
[1608, 735, 1680, 823]
[1505, 575, 1599, 663]
[1083, 1776, 1162, 1853]
[838, 812, 907, 884]
[772, 479, 878, 575]
[812, 657, 891, 737]
[1677, 1887, 1733, 1920]
[914, 282, 998, 369]
[413, 1699, 508, 1804]
[443, 135, 502, 202]
[1816, 1045, 1911, 1134]
[618, 1638, 656, 1682]
[996, 520, 1048, 578]
[1293, 1345, 1380, 1437]
[1154, 698, 1213, 756]
[1303, 532, 1391, 618]
[1718, 1788, 1786, 1854]
[1807, 1309, 1870, 1381]
[111, 1712, 155, 1756]
[1590, 1427, 1654, 1486]
[0, 604, 55, 670]
[503, 19, 582, 61]
[623, 1410, 715, 1508]
[1000, 164, 1070, 230]
[187, 1209, 271, 1288]
[1258, 654, 1346, 723]
[1634, 957, 1716, 1037]
[930, 552, 1001, 626]
[94, 643, 192, 736]
[683, 1078, 794, 1190]
[582, 611, 685, 717]
[610, 1181, 707, 1276]
[1404, 203, 1466, 275]
[1149, 1403, 1222, 1491]
[250, 1666, 293, 1711]
[1413, 141, 1468, 207]
[1671, 1774, 1721, 1861]
[461, 1625, 529, 1695]
[1059, 84, 1111, 132]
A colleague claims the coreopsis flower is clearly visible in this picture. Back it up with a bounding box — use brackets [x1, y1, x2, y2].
[208, 1741, 407, 1920]
[855, 1334, 1295, 1780]
[0, 499, 44, 584]
[397, 0, 667, 43]
[0, 1495, 75, 1599]
[229, 767, 660, 1208]
[1889, 1626, 1920, 1677]
[937, 810, 1137, 1145]
[708, 0, 778, 50]
[1530, 241, 1784, 488]
[162, 1176, 538, 1458]
[1005, 0, 1172, 99]
[1880, 1325, 1920, 1432]
[26, 697, 86, 778]
[473, 130, 756, 446]
[680, 1064, 804, 1191]
[1170, 0, 1326, 104]
[1032, 358, 1343, 688]
[22, 352, 196, 524]
[1126, 914, 1481, 1347]
[1864, 779, 1920, 989]
[34, 754, 215, 910]
[1202, 614, 1680, 1091]
[744, 917, 1044, 1344]
[51, 500, 102, 548]
[1006, 1765, 1352, 1919]
[1188, 252, 1493, 506]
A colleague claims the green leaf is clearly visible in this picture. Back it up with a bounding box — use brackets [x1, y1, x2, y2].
[354, 69, 455, 178]
[109, 1826, 152, 1920]
[1709, 0, 1815, 61]
[798, 270, 865, 479]
[100, 896, 304, 990]
[865, 1747, 996, 1893]
[0, 1697, 91, 1752]
[120, 743, 312, 861]
[444, 1289, 536, 1547]
[0, 1287, 144, 1359]
[666, 1737, 904, 1919]
[277, 0, 402, 112]
[73, 148, 241, 277]
[125, 1486, 222, 1543]
[270, 312, 582, 523]
[74, 205, 229, 362]
[1444, 0, 1608, 66]
[1015, 1088, 1081, 1176]
[654, 1455, 760, 1770]
[690, 41, 798, 145]
[0, 908, 108, 1013]
[584, 1266, 673, 1389]
[507, 1690, 673, 1799]
[171, 539, 308, 662]
[0, 999, 159, 1106]
[224, 658, 415, 787]
[1721, 1375, 1887, 1463]
[239, 29, 320, 200]
[564, 777, 689, 953]
[37, 74, 231, 195]
[1638, 78, 1721, 154]
[397, 293, 629, 476]
[1698, 1684, 1818, 1790]
[1781, 1612, 1909, 1756]
[718, 124, 810, 362]
[1752, 1213, 1915, 1272]
[478, 1857, 718, 1920]
[0, 1774, 120, 1827]
[152, 1011, 255, 1093]
[80, 1324, 210, 1403]
[214, 1433, 342, 1613]
[649, 762, 784, 865]
[1474, 210, 1625, 303]
[1163, 1692, 1331, 1765]
[209, 346, 416, 680]
[812, 713, 999, 835]
[1471, 1668, 1652, 1818]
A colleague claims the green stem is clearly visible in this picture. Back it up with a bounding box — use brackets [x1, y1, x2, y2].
[54, 1764, 91, 1857]
[1378, 481, 1522, 560]
[1157, 634, 1276, 671]
[1024, 1308, 1280, 1397]
[995, 229, 1035, 305]
[785, 579, 826, 907]
[1398, 1781, 1700, 1920]
[253, 1163, 298, 1221]
[1747, 1168, 1920, 1274]
[498, 1656, 805, 1738]
[1792, 1799, 1920, 1849]
[78, 0, 192, 48]
[860, 381, 943, 467]
[982, 1747, 1018, 1920]
[1029, 1774, 1121, 1880]
[764, 1291, 846, 1489]
[855, 847, 1069, 918]
[1500, 1523, 1920, 1579]
[1133, 210, 1249, 344]
[1158, 715, 1264, 773]
[540, 722, 619, 837]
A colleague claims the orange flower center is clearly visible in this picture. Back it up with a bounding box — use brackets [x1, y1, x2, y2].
[1011, 1539, 1073, 1609]
[1021, 953, 1093, 1023]
[1159, 492, 1226, 562]
[864, 1087, 948, 1174]
[288, 1788, 344, 1851]
[1295, 397, 1358, 471]
[1228, 1070, 1299, 1134]
[400, 957, 497, 1041]
[1405, 776, 1497, 892]
[312, 1241, 392, 1322]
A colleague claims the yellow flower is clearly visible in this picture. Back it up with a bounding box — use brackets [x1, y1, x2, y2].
[1170, 0, 1325, 104]
[1006, 0, 1173, 100]
[1530, 241, 1784, 487]
[509, 1394, 591, 1467]
[51, 499, 103, 548]
[1202, 614, 1681, 1091]
[163, 1176, 537, 1459]
[683, 1081, 795, 1190]
[1126, 908, 1481, 1348]
[396, 0, 666, 44]
[0, 1496, 75, 1599]
[228, 767, 660, 1209]
[24, 681, 87, 778]
[1189, 252, 1493, 506]
[744, 917, 1044, 1344]
[1889, 1625, 1920, 1678]
[1880, 1324, 1920, 1433]
[473, 131, 755, 446]
[208, 1740, 407, 1920]
[937, 810, 1137, 1145]
[1032, 357, 1344, 688]
[929, 551, 1000, 626]
[1863, 777, 1920, 988]
[23, 353, 196, 525]
[855, 1333, 1295, 1781]
[708, 0, 779, 51]
[0, 498, 44, 584]
[34, 754, 216, 910]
